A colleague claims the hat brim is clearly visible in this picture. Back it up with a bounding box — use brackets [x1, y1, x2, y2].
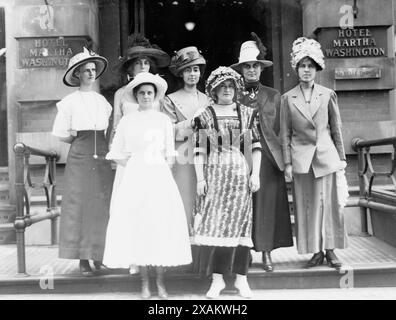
[63, 56, 108, 87]
[170, 58, 206, 76]
[123, 73, 168, 104]
[230, 59, 273, 72]
[120, 47, 170, 70]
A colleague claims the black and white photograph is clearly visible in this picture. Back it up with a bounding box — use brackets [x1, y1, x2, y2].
[0, 0, 396, 308]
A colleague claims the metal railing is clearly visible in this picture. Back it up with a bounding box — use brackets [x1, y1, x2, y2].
[13, 142, 60, 276]
[352, 137, 396, 234]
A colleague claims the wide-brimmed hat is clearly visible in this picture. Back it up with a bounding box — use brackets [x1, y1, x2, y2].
[205, 66, 244, 100]
[63, 47, 108, 87]
[123, 72, 168, 104]
[290, 37, 325, 71]
[231, 33, 273, 73]
[118, 33, 170, 71]
[169, 46, 206, 76]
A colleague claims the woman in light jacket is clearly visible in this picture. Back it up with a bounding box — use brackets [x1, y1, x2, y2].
[162, 46, 209, 232]
[280, 37, 348, 269]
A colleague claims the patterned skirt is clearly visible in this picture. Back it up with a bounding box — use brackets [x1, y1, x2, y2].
[192, 148, 253, 247]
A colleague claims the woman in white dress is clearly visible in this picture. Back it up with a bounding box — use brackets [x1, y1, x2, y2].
[103, 72, 192, 299]
[108, 35, 170, 275]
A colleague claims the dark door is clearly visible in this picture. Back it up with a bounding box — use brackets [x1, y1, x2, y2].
[143, 0, 274, 93]
[0, 7, 7, 166]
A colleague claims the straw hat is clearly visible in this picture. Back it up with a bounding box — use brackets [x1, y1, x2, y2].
[169, 46, 206, 76]
[123, 72, 168, 104]
[231, 32, 273, 72]
[63, 47, 108, 87]
[290, 37, 325, 71]
[205, 66, 244, 100]
[119, 33, 170, 71]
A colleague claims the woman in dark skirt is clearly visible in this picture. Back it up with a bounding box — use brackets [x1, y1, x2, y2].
[231, 33, 293, 271]
[52, 47, 113, 276]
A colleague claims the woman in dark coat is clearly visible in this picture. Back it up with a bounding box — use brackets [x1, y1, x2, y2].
[231, 33, 293, 271]
[52, 48, 113, 276]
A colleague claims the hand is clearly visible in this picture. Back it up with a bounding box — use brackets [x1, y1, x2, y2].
[285, 164, 293, 181]
[249, 174, 260, 193]
[340, 160, 347, 170]
[197, 179, 207, 196]
[69, 130, 77, 137]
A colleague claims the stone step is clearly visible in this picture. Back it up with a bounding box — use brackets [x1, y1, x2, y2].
[0, 263, 395, 295]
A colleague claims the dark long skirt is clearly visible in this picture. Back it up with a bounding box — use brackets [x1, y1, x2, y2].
[192, 245, 250, 277]
[252, 152, 293, 251]
[59, 130, 113, 261]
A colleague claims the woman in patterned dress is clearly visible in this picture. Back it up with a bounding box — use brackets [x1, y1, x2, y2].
[192, 67, 262, 298]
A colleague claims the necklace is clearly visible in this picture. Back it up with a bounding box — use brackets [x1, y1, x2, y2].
[79, 90, 99, 159]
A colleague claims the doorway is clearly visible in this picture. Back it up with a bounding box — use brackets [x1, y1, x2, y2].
[0, 7, 6, 166]
[142, 0, 274, 93]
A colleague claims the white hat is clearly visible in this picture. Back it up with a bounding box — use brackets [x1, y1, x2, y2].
[63, 47, 108, 87]
[123, 72, 168, 104]
[231, 40, 273, 72]
[290, 37, 325, 71]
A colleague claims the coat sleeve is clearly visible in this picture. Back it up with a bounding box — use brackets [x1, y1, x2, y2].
[273, 91, 281, 136]
[280, 94, 292, 165]
[328, 90, 346, 161]
[164, 116, 177, 158]
[162, 95, 191, 141]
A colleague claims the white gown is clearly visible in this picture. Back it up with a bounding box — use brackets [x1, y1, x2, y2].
[103, 109, 192, 267]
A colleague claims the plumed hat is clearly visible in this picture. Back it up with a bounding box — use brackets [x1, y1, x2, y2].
[123, 72, 168, 104]
[63, 47, 108, 87]
[231, 32, 273, 72]
[118, 33, 170, 71]
[169, 46, 206, 76]
[205, 66, 244, 100]
[290, 37, 325, 71]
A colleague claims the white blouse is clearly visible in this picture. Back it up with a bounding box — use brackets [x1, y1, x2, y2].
[106, 109, 176, 161]
[52, 90, 113, 138]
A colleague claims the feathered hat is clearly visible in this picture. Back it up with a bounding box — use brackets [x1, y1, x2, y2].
[63, 47, 108, 87]
[230, 32, 273, 72]
[169, 46, 206, 76]
[118, 33, 170, 71]
[205, 66, 244, 101]
[290, 37, 325, 71]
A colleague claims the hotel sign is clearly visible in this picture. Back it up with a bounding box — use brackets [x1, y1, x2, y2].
[18, 36, 88, 69]
[335, 67, 381, 80]
[319, 27, 387, 58]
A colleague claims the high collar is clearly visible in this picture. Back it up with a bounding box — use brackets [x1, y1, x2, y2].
[245, 81, 260, 90]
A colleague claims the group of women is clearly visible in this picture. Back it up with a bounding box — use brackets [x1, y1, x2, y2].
[52, 33, 349, 299]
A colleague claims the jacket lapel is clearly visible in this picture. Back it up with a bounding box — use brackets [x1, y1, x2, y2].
[309, 85, 324, 118]
[290, 86, 315, 126]
[257, 85, 269, 109]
